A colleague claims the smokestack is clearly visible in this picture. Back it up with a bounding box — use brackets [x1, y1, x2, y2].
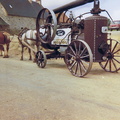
[28, 0, 32, 3]
[36, 0, 41, 4]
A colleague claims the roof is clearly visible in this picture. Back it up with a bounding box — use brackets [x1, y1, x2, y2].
[0, 17, 9, 26]
[0, 0, 43, 18]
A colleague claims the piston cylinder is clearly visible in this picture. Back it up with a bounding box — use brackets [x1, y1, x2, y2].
[84, 15, 108, 62]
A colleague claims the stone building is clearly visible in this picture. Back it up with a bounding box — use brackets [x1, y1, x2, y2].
[0, 0, 43, 34]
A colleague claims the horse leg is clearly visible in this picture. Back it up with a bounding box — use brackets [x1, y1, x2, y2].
[36, 41, 39, 51]
[32, 51, 36, 62]
[20, 45, 24, 60]
[28, 48, 32, 60]
[6, 43, 10, 57]
[31, 45, 36, 62]
[0, 45, 3, 56]
[36, 44, 40, 51]
[0, 49, 3, 56]
[3, 44, 9, 58]
[0, 50, 2, 56]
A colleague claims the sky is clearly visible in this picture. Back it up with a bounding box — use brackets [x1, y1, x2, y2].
[40, 0, 120, 20]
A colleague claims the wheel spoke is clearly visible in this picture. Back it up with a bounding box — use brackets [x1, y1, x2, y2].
[39, 53, 42, 59]
[109, 60, 112, 71]
[113, 49, 120, 54]
[41, 62, 45, 66]
[78, 42, 81, 55]
[80, 54, 89, 59]
[39, 62, 42, 66]
[80, 47, 87, 56]
[67, 52, 75, 58]
[80, 60, 87, 72]
[66, 58, 74, 63]
[65, 40, 93, 77]
[74, 42, 78, 54]
[114, 55, 120, 57]
[113, 57, 120, 64]
[36, 50, 47, 68]
[81, 60, 89, 66]
[42, 10, 46, 23]
[75, 62, 79, 75]
[69, 46, 76, 56]
[112, 59, 118, 71]
[69, 61, 77, 69]
[78, 62, 82, 76]
[99, 39, 120, 72]
[36, 8, 57, 43]
[103, 60, 109, 69]
[112, 41, 118, 53]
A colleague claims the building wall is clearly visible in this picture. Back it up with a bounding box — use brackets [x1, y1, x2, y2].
[0, 3, 36, 35]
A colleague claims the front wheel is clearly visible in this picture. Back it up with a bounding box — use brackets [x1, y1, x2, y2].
[65, 40, 93, 77]
[36, 50, 47, 68]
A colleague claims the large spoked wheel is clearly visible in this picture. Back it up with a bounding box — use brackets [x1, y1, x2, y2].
[65, 40, 93, 77]
[99, 39, 120, 72]
[36, 50, 47, 68]
[36, 8, 57, 44]
[57, 10, 73, 24]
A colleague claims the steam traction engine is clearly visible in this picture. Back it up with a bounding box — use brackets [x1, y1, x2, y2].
[36, 0, 120, 77]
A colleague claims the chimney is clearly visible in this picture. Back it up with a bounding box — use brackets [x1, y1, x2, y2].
[36, 0, 41, 4]
[28, 0, 32, 3]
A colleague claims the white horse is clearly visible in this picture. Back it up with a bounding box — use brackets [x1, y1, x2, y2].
[18, 28, 40, 62]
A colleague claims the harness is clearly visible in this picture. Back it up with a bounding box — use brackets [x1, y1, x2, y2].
[18, 28, 37, 41]
[18, 28, 40, 52]
[18, 27, 29, 40]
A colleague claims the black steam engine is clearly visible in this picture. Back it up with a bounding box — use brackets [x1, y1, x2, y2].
[36, 0, 120, 77]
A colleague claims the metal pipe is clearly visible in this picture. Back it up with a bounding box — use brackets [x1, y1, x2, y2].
[53, 0, 94, 13]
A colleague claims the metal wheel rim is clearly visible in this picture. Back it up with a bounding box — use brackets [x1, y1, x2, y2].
[99, 39, 120, 72]
[36, 50, 47, 68]
[36, 8, 57, 44]
[65, 40, 93, 77]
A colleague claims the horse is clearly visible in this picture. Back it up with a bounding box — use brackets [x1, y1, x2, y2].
[0, 31, 11, 58]
[18, 28, 40, 62]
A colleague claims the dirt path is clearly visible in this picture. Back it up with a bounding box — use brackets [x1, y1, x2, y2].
[0, 57, 120, 120]
[0, 31, 120, 120]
